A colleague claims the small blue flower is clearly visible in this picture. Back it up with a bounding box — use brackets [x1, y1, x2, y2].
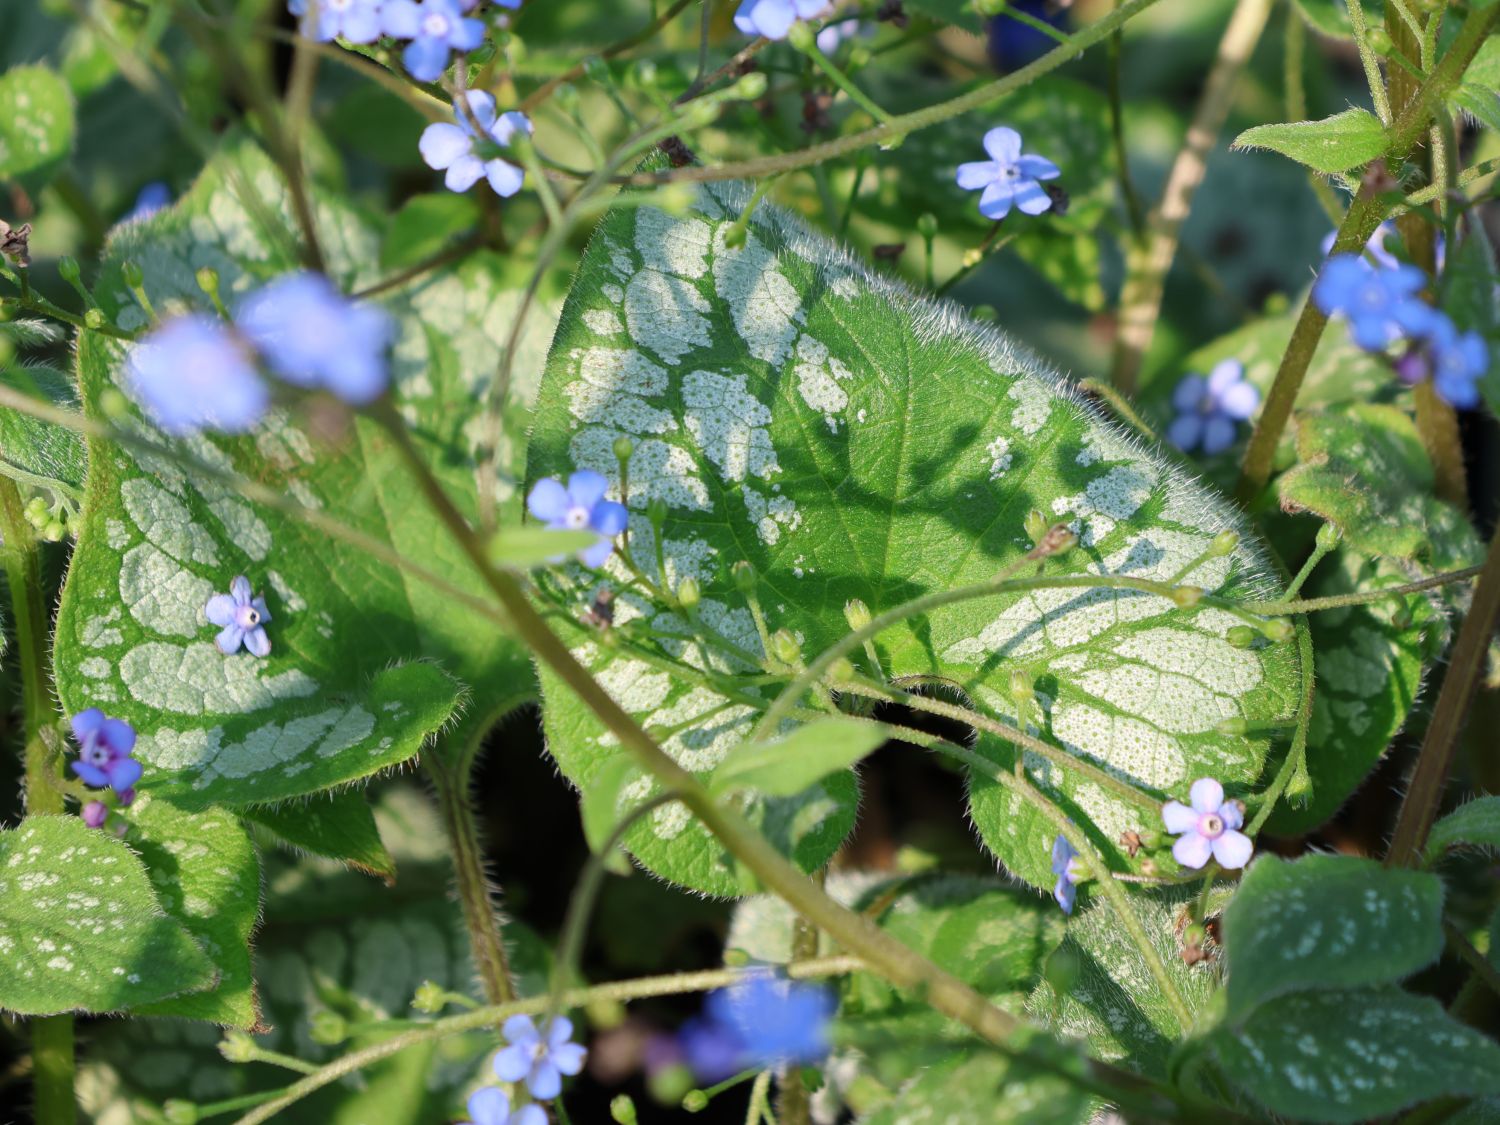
[988, 0, 1067, 72]
[679, 1014, 749, 1084]
[734, 0, 832, 40]
[70, 709, 142, 796]
[1167, 358, 1260, 455]
[816, 18, 868, 53]
[701, 971, 835, 1071]
[123, 182, 171, 223]
[235, 272, 395, 404]
[1397, 311, 1489, 409]
[206, 576, 273, 658]
[526, 471, 628, 568]
[1050, 834, 1085, 914]
[956, 126, 1060, 220]
[382, 0, 485, 81]
[1162, 778, 1252, 870]
[1312, 254, 1428, 351]
[461, 1086, 545, 1125]
[492, 1015, 587, 1101]
[420, 92, 532, 197]
[288, 0, 385, 43]
[127, 314, 268, 435]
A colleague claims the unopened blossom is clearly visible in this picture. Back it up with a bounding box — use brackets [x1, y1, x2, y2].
[420, 92, 533, 198]
[206, 576, 273, 658]
[70, 709, 142, 796]
[734, 0, 832, 40]
[127, 314, 268, 435]
[1050, 833, 1085, 914]
[382, 0, 485, 81]
[1313, 254, 1428, 351]
[235, 272, 395, 405]
[461, 1087, 545, 1125]
[81, 801, 109, 829]
[288, 0, 385, 43]
[1162, 778, 1252, 870]
[1167, 358, 1260, 455]
[493, 1015, 587, 1101]
[526, 471, 628, 568]
[956, 126, 1060, 220]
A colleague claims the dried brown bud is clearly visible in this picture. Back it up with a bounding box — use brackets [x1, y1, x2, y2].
[585, 587, 616, 630]
[1119, 830, 1143, 858]
[1027, 523, 1078, 560]
[658, 135, 696, 168]
[872, 243, 905, 262]
[0, 219, 32, 267]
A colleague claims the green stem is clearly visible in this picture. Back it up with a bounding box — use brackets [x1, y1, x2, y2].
[1246, 622, 1315, 834]
[1247, 566, 1481, 616]
[1107, 8, 1147, 239]
[746, 1070, 775, 1125]
[1347, 0, 1394, 122]
[777, 907, 821, 1125]
[516, 0, 697, 113]
[0, 292, 136, 341]
[1284, 9, 1345, 226]
[798, 40, 894, 125]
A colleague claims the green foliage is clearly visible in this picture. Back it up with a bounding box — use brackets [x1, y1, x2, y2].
[1289, 0, 1353, 39]
[529, 173, 1300, 896]
[0, 364, 87, 491]
[857, 1041, 1092, 1124]
[902, 0, 984, 34]
[0, 64, 75, 181]
[1424, 795, 1500, 863]
[1232, 109, 1387, 174]
[709, 718, 889, 796]
[244, 788, 395, 881]
[0, 814, 217, 1016]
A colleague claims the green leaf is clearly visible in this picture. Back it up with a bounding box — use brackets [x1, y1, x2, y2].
[0, 64, 75, 180]
[1221, 854, 1444, 1024]
[0, 365, 87, 492]
[123, 795, 263, 1027]
[528, 169, 1301, 897]
[1464, 33, 1500, 92]
[0, 814, 217, 1016]
[244, 788, 395, 881]
[1213, 987, 1500, 1123]
[580, 755, 644, 853]
[1291, 0, 1352, 38]
[1425, 796, 1500, 863]
[488, 525, 599, 569]
[381, 192, 480, 271]
[901, 0, 983, 34]
[1452, 83, 1500, 133]
[1233, 109, 1388, 174]
[710, 718, 888, 796]
[53, 143, 560, 809]
[856, 1043, 1091, 1125]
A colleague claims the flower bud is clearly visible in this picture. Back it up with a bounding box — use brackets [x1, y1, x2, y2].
[1009, 669, 1033, 703]
[121, 260, 144, 289]
[582, 55, 610, 83]
[1315, 522, 1342, 552]
[844, 598, 872, 631]
[732, 559, 756, 593]
[42, 520, 65, 542]
[163, 1101, 200, 1125]
[1259, 617, 1294, 643]
[553, 82, 581, 114]
[1171, 585, 1204, 608]
[1226, 625, 1257, 649]
[1366, 27, 1392, 55]
[613, 434, 634, 462]
[733, 71, 769, 101]
[770, 628, 801, 665]
[84, 307, 106, 330]
[1216, 716, 1248, 736]
[1208, 529, 1239, 558]
[916, 212, 939, 240]
[57, 256, 81, 285]
[81, 801, 108, 829]
[1183, 922, 1207, 947]
[723, 223, 748, 249]
[612, 1093, 642, 1123]
[1028, 523, 1077, 559]
[785, 19, 816, 51]
[309, 1008, 348, 1045]
[412, 979, 447, 1013]
[218, 1030, 257, 1063]
[1043, 943, 1082, 994]
[630, 58, 658, 88]
[1023, 508, 1049, 546]
[679, 1090, 707, 1114]
[828, 655, 855, 683]
[676, 576, 701, 610]
[646, 497, 668, 527]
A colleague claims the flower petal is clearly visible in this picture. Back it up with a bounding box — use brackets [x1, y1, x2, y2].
[528, 1059, 563, 1101]
[578, 536, 616, 569]
[1015, 153, 1061, 181]
[1053, 874, 1076, 914]
[451, 16, 486, 49]
[982, 126, 1022, 164]
[1189, 777, 1224, 813]
[252, 597, 272, 624]
[419, 123, 471, 171]
[71, 708, 106, 743]
[404, 35, 450, 82]
[1200, 414, 1236, 455]
[1011, 180, 1053, 216]
[1206, 358, 1243, 396]
[567, 469, 609, 509]
[231, 575, 253, 605]
[513, 1106, 548, 1125]
[492, 1043, 532, 1083]
[216, 624, 247, 654]
[1171, 373, 1207, 412]
[340, 6, 383, 42]
[590, 499, 628, 537]
[444, 154, 486, 193]
[1161, 799, 1198, 835]
[381, 0, 421, 37]
[977, 182, 1014, 220]
[527, 477, 571, 523]
[503, 1013, 539, 1045]
[546, 1015, 576, 1046]
[1172, 831, 1213, 870]
[205, 593, 238, 626]
[1220, 799, 1244, 831]
[462, 90, 498, 132]
[1211, 829, 1254, 870]
[106, 757, 144, 793]
[483, 159, 525, 198]
[955, 160, 997, 190]
[1165, 412, 1204, 452]
[466, 1087, 511, 1125]
[1217, 379, 1260, 420]
[551, 1041, 587, 1075]
[72, 761, 110, 788]
[243, 627, 272, 658]
[101, 718, 137, 757]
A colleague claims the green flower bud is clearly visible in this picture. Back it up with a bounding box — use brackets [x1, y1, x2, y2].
[611, 1093, 642, 1123]
[1259, 617, 1294, 643]
[1171, 585, 1204, 608]
[412, 979, 447, 1014]
[1184, 922, 1207, 946]
[723, 223, 748, 249]
[648, 1063, 694, 1107]
[733, 71, 769, 101]
[83, 307, 105, 330]
[647, 497, 668, 527]
[1208, 529, 1239, 558]
[1216, 716, 1248, 736]
[786, 20, 816, 52]
[677, 576, 701, 609]
[680, 1089, 708, 1113]
[553, 82, 581, 114]
[163, 1101, 200, 1125]
[732, 560, 756, 593]
[1315, 522, 1342, 552]
[613, 434, 634, 462]
[582, 55, 611, 83]
[121, 260, 144, 289]
[57, 256, 81, 285]
[195, 266, 220, 299]
[1023, 508, 1049, 546]
[1365, 27, 1392, 55]
[42, 520, 65, 542]
[916, 212, 939, 240]
[828, 655, 855, 683]
[1009, 669, 1033, 702]
[1226, 625, 1257, 649]
[630, 58, 658, 88]
[309, 1008, 348, 1045]
[771, 627, 801, 665]
[844, 597, 872, 631]
[218, 1030, 257, 1063]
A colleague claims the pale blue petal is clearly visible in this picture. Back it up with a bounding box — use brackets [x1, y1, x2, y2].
[1161, 800, 1198, 835]
[1012, 180, 1052, 215]
[567, 470, 609, 509]
[578, 536, 616, 569]
[419, 123, 471, 171]
[205, 594, 238, 626]
[244, 627, 272, 658]
[982, 126, 1022, 164]
[382, 0, 421, 36]
[483, 159, 525, 198]
[445, 154, 486, 192]
[1172, 831, 1213, 870]
[977, 182, 1014, 220]
[1166, 412, 1203, 452]
[956, 160, 998, 190]
[492, 1043, 532, 1083]
[1211, 830, 1254, 869]
[1015, 153, 1060, 180]
[216, 624, 247, 654]
[1189, 778, 1224, 813]
[527, 478, 571, 523]
[404, 35, 450, 81]
[527, 1059, 562, 1101]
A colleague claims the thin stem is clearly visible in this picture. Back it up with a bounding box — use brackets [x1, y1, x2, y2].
[1246, 622, 1314, 834]
[1444, 919, 1500, 1004]
[0, 293, 136, 341]
[352, 232, 484, 299]
[1110, 0, 1273, 393]
[1107, 7, 1147, 238]
[746, 1071, 774, 1125]
[1281, 534, 1336, 602]
[1246, 567, 1481, 616]
[516, 0, 697, 114]
[776, 907, 821, 1125]
[799, 41, 894, 125]
[1347, 0, 1394, 123]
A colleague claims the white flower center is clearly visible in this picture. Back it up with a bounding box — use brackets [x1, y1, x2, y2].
[422, 12, 450, 36]
[564, 506, 591, 530]
[82, 741, 111, 767]
[1198, 812, 1225, 838]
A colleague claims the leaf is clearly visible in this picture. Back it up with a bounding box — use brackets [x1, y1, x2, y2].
[123, 794, 263, 1027]
[53, 143, 560, 809]
[381, 192, 480, 271]
[1213, 987, 1500, 1123]
[0, 365, 87, 492]
[856, 1042, 1091, 1125]
[0, 814, 217, 1016]
[1233, 109, 1388, 174]
[1452, 83, 1500, 134]
[1291, 0, 1352, 38]
[488, 525, 599, 569]
[1220, 854, 1444, 1024]
[709, 718, 888, 796]
[528, 168, 1301, 896]
[1425, 796, 1500, 863]
[580, 755, 644, 853]
[0, 64, 75, 181]
[244, 788, 395, 881]
[901, 0, 983, 34]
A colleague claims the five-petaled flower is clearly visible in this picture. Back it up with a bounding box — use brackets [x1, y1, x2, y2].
[382, 0, 485, 81]
[1050, 833, 1085, 914]
[236, 272, 395, 405]
[493, 1015, 587, 1101]
[956, 126, 1060, 220]
[288, 0, 386, 43]
[460, 1086, 545, 1125]
[70, 709, 142, 797]
[734, 0, 832, 40]
[127, 314, 268, 435]
[1312, 254, 1428, 351]
[1167, 358, 1260, 455]
[207, 576, 274, 658]
[526, 471, 628, 568]
[1162, 778, 1252, 870]
[686, 970, 835, 1079]
[420, 92, 533, 198]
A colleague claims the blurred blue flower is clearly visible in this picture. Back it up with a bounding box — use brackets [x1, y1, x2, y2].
[81, 801, 108, 829]
[956, 126, 1060, 220]
[206, 576, 273, 658]
[1320, 221, 1445, 274]
[526, 471, 628, 568]
[987, 0, 1067, 72]
[1167, 358, 1260, 455]
[734, 0, 832, 40]
[1312, 254, 1427, 351]
[698, 971, 835, 1073]
[1050, 834, 1085, 914]
[461, 1087, 545, 1125]
[816, 18, 867, 53]
[420, 92, 532, 197]
[70, 709, 141, 797]
[1396, 311, 1489, 409]
[123, 182, 171, 223]
[235, 272, 394, 404]
[493, 1015, 587, 1101]
[288, 0, 385, 43]
[382, 0, 485, 81]
[1162, 778, 1252, 870]
[127, 313, 268, 435]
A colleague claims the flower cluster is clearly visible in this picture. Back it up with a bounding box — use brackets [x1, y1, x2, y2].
[527, 470, 628, 568]
[678, 971, 836, 1083]
[288, 0, 515, 81]
[1168, 358, 1261, 455]
[1162, 778, 1252, 870]
[734, 0, 832, 40]
[956, 126, 1061, 221]
[70, 709, 141, 825]
[1313, 234, 1488, 409]
[126, 271, 394, 435]
[461, 1015, 585, 1124]
[421, 92, 533, 198]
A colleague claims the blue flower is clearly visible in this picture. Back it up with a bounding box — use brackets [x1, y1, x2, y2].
[699, 971, 835, 1072]
[288, 0, 385, 43]
[1320, 221, 1445, 274]
[1162, 778, 1252, 870]
[70, 709, 142, 797]
[235, 272, 394, 404]
[815, 18, 867, 53]
[420, 92, 532, 197]
[734, 0, 832, 40]
[127, 314, 268, 435]
[206, 576, 273, 658]
[1396, 310, 1489, 409]
[460, 1086, 545, 1125]
[382, 0, 485, 81]
[988, 0, 1067, 72]
[1050, 834, 1085, 914]
[526, 471, 628, 568]
[1167, 358, 1260, 455]
[956, 126, 1060, 220]
[123, 182, 171, 223]
[492, 1015, 587, 1101]
[1312, 254, 1428, 351]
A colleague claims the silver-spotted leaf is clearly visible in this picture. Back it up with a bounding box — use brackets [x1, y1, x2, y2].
[856, 1043, 1091, 1125]
[528, 173, 1301, 896]
[0, 64, 75, 180]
